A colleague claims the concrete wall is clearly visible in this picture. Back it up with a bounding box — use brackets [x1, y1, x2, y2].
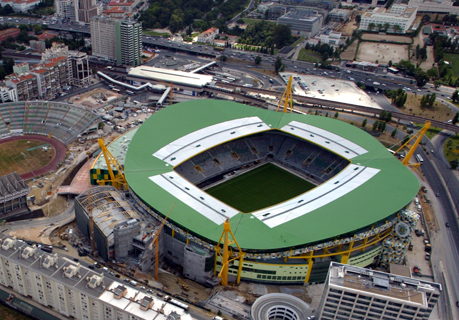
[163, 231, 185, 267]
[114, 219, 140, 258]
[183, 245, 214, 284]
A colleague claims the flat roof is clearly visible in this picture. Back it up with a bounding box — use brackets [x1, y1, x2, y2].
[92, 128, 138, 170]
[128, 66, 213, 88]
[125, 100, 419, 251]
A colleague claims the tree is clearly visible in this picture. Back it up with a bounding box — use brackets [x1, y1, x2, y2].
[334, 111, 339, 119]
[273, 24, 292, 49]
[415, 70, 429, 87]
[434, 80, 442, 89]
[362, 118, 367, 128]
[220, 55, 227, 62]
[453, 112, 459, 124]
[451, 159, 459, 170]
[373, 120, 379, 131]
[186, 25, 192, 36]
[368, 23, 376, 31]
[33, 24, 42, 35]
[393, 24, 401, 33]
[355, 14, 361, 24]
[391, 128, 398, 137]
[427, 68, 438, 79]
[452, 90, 459, 103]
[274, 56, 282, 74]
[2, 57, 14, 74]
[402, 135, 410, 145]
[255, 56, 262, 65]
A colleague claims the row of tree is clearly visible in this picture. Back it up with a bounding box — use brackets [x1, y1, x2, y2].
[386, 88, 408, 108]
[237, 21, 294, 50]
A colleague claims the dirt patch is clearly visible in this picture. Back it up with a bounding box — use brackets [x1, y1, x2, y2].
[339, 20, 359, 37]
[68, 87, 122, 110]
[361, 33, 412, 43]
[357, 42, 409, 64]
[398, 92, 453, 122]
[341, 40, 359, 60]
[250, 68, 277, 77]
[419, 46, 435, 71]
[10, 226, 45, 241]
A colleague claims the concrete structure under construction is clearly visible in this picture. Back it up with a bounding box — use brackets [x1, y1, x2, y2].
[0, 172, 30, 215]
[75, 186, 141, 260]
[0, 236, 194, 320]
[317, 262, 441, 320]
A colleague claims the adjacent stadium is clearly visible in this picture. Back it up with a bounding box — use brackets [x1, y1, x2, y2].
[124, 100, 419, 285]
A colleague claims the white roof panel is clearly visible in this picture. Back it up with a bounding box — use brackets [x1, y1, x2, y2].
[252, 165, 380, 228]
[153, 117, 270, 165]
[128, 66, 213, 88]
[149, 171, 239, 225]
[281, 121, 368, 159]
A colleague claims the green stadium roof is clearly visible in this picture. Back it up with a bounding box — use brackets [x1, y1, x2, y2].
[124, 100, 419, 251]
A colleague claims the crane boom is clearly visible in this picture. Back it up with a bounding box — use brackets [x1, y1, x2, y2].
[149, 203, 175, 281]
[97, 139, 128, 191]
[394, 121, 431, 168]
[276, 75, 294, 113]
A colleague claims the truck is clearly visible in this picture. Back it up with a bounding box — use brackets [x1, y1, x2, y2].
[424, 243, 432, 252]
[373, 82, 380, 86]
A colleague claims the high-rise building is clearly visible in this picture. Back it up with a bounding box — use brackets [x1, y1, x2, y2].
[55, 0, 75, 20]
[116, 20, 142, 66]
[91, 16, 142, 66]
[317, 262, 441, 320]
[74, 0, 97, 23]
[90, 15, 117, 62]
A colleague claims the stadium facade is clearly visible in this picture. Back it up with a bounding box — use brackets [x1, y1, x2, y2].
[117, 100, 420, 285]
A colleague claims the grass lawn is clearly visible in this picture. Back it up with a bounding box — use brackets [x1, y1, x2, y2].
[206, 163, 314, 213]
[397, 93, 453, 122]
[291, 36, 305, 47]
[143, 30, 171, 37]
[413, 123, 443, 139]
[443, 134, 459, 163]
[242, 18, 276, 26]
[297, 49, 321, 63]
[444, 53, 459, 78]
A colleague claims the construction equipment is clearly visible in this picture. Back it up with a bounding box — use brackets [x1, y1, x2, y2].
[97, 138, 128, 191]
[394, 121, 430, 169]
[176, 277, 190, 291]
[149, 203, 175, 281]
[276, 75, 294, 113]
[152, 78, 175, 105]
[214, 218, 244, 286]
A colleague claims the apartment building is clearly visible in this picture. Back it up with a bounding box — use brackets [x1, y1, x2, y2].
[75, 0, 98, 23]
[317, 262, 441, 320]
[5, 73, 38, 101]
[91, 16, 142, 66]
[0, 237, 194, 320]
[0, 85, 18, 102]
[278, 9, 323, 37]
[117, 20, 142, 66]
[359, 5, 417, 34]
[196, 27, 219, 44]
[55, 0, 76, 19]
[32, 56, 69, 100]
[90, 15, 118, 62]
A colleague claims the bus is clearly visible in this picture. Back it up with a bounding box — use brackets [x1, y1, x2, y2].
[416, 154, 423, 163]
[214, 47, 225, 52]
[126, 90, 134, 95]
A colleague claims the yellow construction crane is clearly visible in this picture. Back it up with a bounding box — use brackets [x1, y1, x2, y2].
[97, 139, 128, 191]
[276, 75, 294, 113]
[176, 277, 190, 291]
[152, 78, 174, 105]
[149, 203, 175, 281]
[394, 121, 431, 169]
[214, 218, 244, 286]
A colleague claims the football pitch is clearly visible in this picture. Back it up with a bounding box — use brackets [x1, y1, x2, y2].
[206, 163, 315, 212]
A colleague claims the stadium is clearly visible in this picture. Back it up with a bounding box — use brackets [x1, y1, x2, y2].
[121, 99, 419, 285]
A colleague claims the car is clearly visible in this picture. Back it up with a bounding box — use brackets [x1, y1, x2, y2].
[425, 253, 431, 260]
[147, 289, 154, 293]
[446, 222, 450, 227]
[140, 286, 146, 291]
[73, 258, 79, 262]
[124, 278, 130, 283]
[457, 301, 459, 307]
[115, 274, 121, 278]
[88, 265, 95, 269]
[436, 193, 440, 197]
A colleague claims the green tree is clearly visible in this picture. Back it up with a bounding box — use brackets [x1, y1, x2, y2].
[368, 23, 376, 31]
[453, 112, 459, 124]
[362, 118, 367, 128]
[402, 135, 410, 145]
[273, 24, 292, 48]
[355, 14, 361, 24]
[2, 57, 14, 74]
[452, 90, 459, 103]
[415, 70, 429, 87]
[391, 128, 398, 137]
[334, 112, 339, 119]
[255, 56, 262, 65]
[33, 24, 42, 35]
[451, 159, 459, 170]
[434, 80, 442, 89]
[373, 120, 379, 131]
[220, 55, 227, 62]
[384, 22, 390, 31]
[427, 68, 438, 79]
[274, 56, 282, 74]
[393, 24, 402, 33]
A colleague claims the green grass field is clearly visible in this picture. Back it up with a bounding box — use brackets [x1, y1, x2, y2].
[444, 53, 459, 78]
[206, 163, 315, 212]
[297, 49, 321, 63]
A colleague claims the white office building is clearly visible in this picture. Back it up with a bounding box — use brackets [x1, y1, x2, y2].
[317, 262, 441, 320]
[0, 85, 18, 102]
[359, 5, 417, 34]
[0, 237, 194, 320]
[278, 9, 323, 37]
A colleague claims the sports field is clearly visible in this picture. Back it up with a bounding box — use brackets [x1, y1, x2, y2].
[0, 139, 55, 176]
[206, 163, 315, 212]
